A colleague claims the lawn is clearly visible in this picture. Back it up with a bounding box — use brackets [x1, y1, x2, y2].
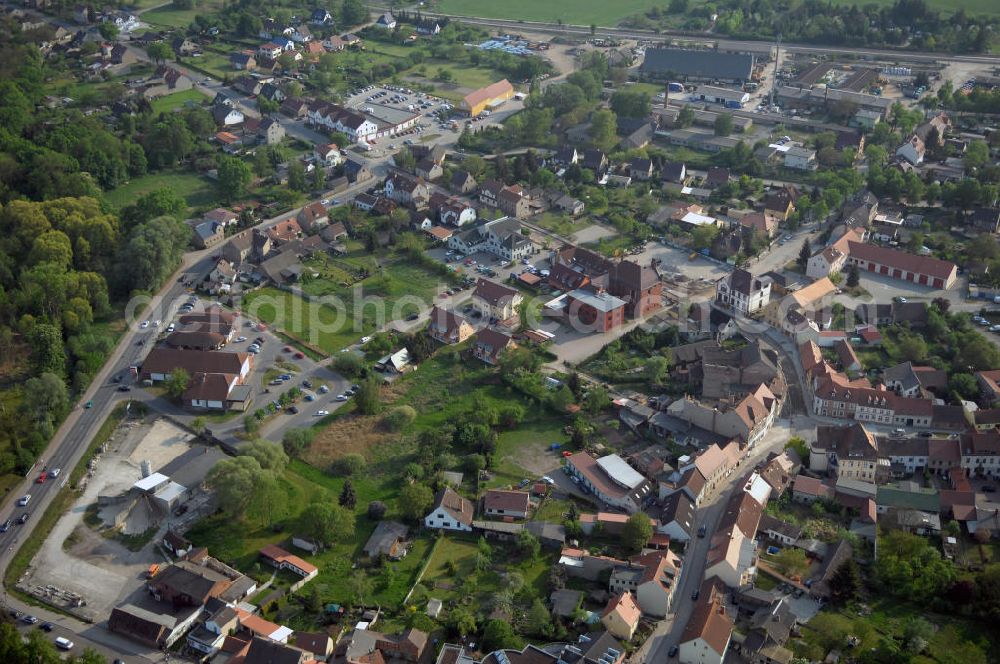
[488, 418, 569, 489]
[149, 88, 209, 114]
[243, 255, 445, 354]
[439, 0, 998, 23]
[420, 535, 554, 606]
[185, 458, 430, 617]
[104, 170, 219, 212]
[434, 0, 665, 25]
[142, 0, 224, 27]
[531, 211, 591, 238]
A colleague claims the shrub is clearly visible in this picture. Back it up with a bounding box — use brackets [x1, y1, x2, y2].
[331, 452, 367, 476]
[382, 405, 417, 431]
[368, 500, 387, 520]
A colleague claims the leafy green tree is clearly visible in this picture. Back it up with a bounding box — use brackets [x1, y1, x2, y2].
[516, 529, 541, 559]
[355, 375, 382, 415]
[714, 113, 734, 136]
[206, 455, 271, 518]
[589, 109, 618, 152]
[691, 224, 720, 251]
[282, 427, 313, 458]
[526, 597, 552, 637]
[828, 558, 861, 604]
[332, 452, 367, 476]
[677, 106, 695, 127]
[610, 90, 651, 118]
[551, 384, 575, 411]
[27, 322, 66, 377]
[399, 483, 434, 523]
[98, 20, 122, 41]
[216, 156, 252, 203]
[146, 42, 173, 63]
[298, 502, 355, 548]
[622, 512, 653, 554]
[347, 569, 373, 606]
[773, 548, 810, 578]
[240, 439, 289, 471]
[482, 619, 523, 652]
[288, 161, 307, 192]
[164, 367, 190, 399]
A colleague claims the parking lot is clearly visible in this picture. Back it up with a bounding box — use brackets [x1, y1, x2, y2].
[341, 83, 526, 154]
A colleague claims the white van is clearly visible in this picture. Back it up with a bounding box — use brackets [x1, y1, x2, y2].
[17, 494, 30, 506]
[55, 637, 74, 650]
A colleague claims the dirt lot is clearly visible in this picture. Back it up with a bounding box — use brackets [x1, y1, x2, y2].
[19, 417, 203, 621]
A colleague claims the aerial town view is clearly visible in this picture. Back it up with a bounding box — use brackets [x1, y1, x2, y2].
[1, 0, 1000, 662]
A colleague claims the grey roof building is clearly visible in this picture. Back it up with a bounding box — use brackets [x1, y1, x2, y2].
[641, 48, 755, 83]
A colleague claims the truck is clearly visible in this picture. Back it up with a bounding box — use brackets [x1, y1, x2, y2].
[667, 82, 684, 94]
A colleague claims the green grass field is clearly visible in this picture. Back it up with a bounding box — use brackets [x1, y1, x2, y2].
[436, 0, 999, 23]
[149, 88, 208, 114]
[103, 170, 219, 212]
[142, 0, 224, 27]
[420, 535, 553, 604]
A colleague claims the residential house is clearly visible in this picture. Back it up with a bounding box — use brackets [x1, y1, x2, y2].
[601, 592, 641, 641]
[258, 117, 284, 145]
[629, 157, 654, 181]
[345, 158, 374, 183]
[375, 12, 396, 29]
[704, 490, 763, 588]
[295, 202, 329, 233]
[739, 212, 780, 239]
[258, 544, 318, 580]
[582, 149, 609, 174]
[705, 167, 731, 188]
[762, 186, 798, 221]
[609, 549, 683, 617]
[667, 384, 779, 448]
[471, 278, 523, 321]
[450, 170, 477, 194]
[472, 328, 515, 365]
[193, 221, 225, 249]
[679, 580, 733, 664]
[450, 217, 534, 261]
[424, 487, 474, 532]
[715, 268, 771, 315]
[426, 306, 474, 345]
[896, 135, 926, 165]
[314, 143, 342, 166]
[563, 289, 627, 333]
[662, 161, 687, 184]
[483, 489, 531, 520]
[658, 490, 695, 542]
[385, 172, 429, 208]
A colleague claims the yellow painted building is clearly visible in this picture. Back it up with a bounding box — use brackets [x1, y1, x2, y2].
[461, 79, 514, 117]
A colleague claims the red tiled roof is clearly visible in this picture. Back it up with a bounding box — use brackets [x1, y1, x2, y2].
[483, 489, 530, 514]
[847, 241, 957, 280]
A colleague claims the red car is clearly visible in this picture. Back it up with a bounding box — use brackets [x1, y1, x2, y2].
[36, 472, 46, 483]
[294, 352, 305, 360]
[283, 346, 293, 353]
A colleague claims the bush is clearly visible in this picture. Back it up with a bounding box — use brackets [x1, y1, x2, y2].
[382, 405, 416, 431]
[368, 500, 387, 520]
[333, 352, 364, 376]
[331, 452, 367, 476]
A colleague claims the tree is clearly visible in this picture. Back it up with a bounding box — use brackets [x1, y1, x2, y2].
[677, 106, 695, 127]
[949, 373, 979, 400]
[298, 502, 355, 548]
[714, 113, 734, 136]
[399, 484, 434, 522]
[288, 161, 307, 192]
[828, 558, 861, 604]
[526, 597, 552, 637]
[785, 436, 809, 461]
[797, 238, 811, 270]
[449, 607, 477, 637]
[645, 355, 669, 385]
[347, 569, 373, 606]
[282, 427, 313, 458]
[206, 456, 271, 518]
[332, 452, 367, 476]
[589, 109, 618, 152]
[98, 22, 119, 41]
[516, 529, 541, 559]
[846, 263, 860, 288]
[368, 500, 387, 520]
[340, 0, 369, 26]
[622, 512, 653, 554]
[146, 42, 173, 63]
[551, 385, 575, 411]
[240, 439, 289, 470]
[216, 156, 252, 203]
[610, 90, 651, 118]
[339, 478, 358, 509]
[773, 548, 810, 579]
[691, 224, 720, 251]
[354, 375, 382, 415]
[482, 619, 523, 652]
[164, 367, 190, 399]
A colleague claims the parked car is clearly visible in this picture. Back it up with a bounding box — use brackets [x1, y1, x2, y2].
[316, 410, 329, 416]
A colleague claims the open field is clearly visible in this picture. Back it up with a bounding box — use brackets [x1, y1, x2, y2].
[104, 170, 219, 212]
[149, 88, 209, 114]
[141, 0, 224, 27]
[436, 0, 999, 24]
[420, 535, 552, 604]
